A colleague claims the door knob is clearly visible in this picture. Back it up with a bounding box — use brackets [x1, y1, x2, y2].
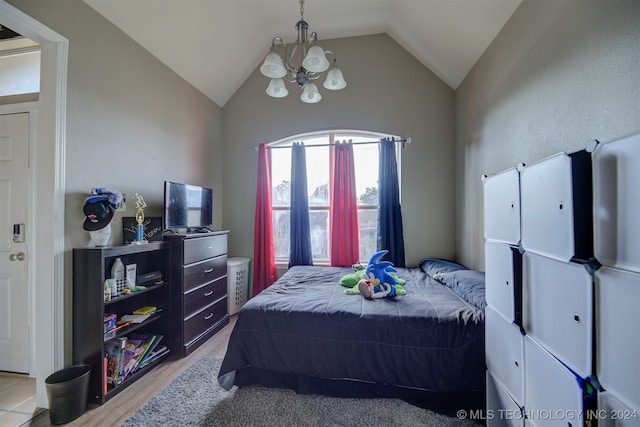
[9, 252, 26, 261]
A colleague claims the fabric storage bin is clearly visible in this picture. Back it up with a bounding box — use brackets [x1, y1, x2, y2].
[520, 150, 593, 263]
[522, 252, 593, 379]
[487, 371, 524, 427]
[596, 267, 640, 411]
[524, 336, 596, 427]
[592, 132, 640, 274]
[227, 257, 250, 315]
[483, 167, 521, 246]
[485, 241, 522, 325]
[486, 306, 525, 407]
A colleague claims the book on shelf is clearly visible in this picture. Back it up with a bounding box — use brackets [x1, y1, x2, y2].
[120, 314, 151, 324]
[129, 334, 156, 372]
[138, 334, 163, 368]
[103, 355, 108, 395]
[121, 337, 144, 380]
[105, 337, 127, 386]
[138, 344, 169, 368]
[132, 306, 157, 315]
[104, 333, 168, 385]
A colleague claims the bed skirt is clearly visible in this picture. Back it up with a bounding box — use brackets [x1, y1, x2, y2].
[233, 366, 485, 413]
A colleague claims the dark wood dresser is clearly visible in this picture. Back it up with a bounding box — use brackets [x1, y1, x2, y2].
[166, 230, 230, 356]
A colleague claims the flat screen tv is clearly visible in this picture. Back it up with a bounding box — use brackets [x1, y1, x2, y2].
[163, 181, 213, 232]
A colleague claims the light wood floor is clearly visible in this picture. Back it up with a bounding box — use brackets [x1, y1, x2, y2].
[0, 372, 43, 426]
[27, 315, 237, 427]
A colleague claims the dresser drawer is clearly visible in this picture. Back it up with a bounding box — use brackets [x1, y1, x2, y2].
[184, 234, 227, 264]
[183, 276, 227, 318]
[184, 297, 227, 345]
[183, 255, 227, 292]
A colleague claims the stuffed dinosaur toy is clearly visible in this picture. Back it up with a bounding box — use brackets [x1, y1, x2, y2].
[339, 251, 406, 297]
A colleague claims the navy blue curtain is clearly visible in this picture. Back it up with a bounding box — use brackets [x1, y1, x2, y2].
[377, 137, 406, 267]
[289, 142, 313, 267]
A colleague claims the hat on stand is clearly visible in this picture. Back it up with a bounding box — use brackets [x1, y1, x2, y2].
[82, 188, 122, 231]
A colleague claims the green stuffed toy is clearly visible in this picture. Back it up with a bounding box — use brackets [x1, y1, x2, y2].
[339, 269, 367, 288]
[339, 252, 406, 296]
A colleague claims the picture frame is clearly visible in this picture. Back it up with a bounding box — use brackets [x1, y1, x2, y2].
[122, 216, 163, 244]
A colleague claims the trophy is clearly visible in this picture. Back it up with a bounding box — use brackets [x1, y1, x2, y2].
[132, 193, 148, 244]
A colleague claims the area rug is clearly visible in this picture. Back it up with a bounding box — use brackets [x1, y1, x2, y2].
[121, 357, 481, 427]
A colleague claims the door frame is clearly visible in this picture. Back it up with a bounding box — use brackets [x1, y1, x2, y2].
[0, 0, 67, 408]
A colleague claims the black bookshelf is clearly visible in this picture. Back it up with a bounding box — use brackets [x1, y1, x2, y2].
[72, 241, 172, 404]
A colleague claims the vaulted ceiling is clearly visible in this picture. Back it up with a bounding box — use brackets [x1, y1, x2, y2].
[84, 0, 522, 107]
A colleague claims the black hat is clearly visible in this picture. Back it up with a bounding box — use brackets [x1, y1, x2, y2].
[83, 199, 115, 231]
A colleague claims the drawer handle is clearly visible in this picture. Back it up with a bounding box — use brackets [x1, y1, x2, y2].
[204, 268, 214, 274]
[206, 246, 213, 250]
[204, 312, 214, 320]
[204, 290, 214, 297]
[573, 313, 580, 323]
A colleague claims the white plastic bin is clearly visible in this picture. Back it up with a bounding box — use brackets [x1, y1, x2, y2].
[483, 167, 521, 246]
[227, 257, 250, 315]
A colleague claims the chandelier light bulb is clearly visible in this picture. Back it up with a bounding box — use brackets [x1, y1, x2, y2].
[323, 66, 347, 90]
[260, 52, 287, 79]
[301, 83, 322, 103]
[302, 45, 329, 73]
[266, 78, 289, 98]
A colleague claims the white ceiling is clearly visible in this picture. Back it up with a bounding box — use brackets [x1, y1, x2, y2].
[84, 0, 522, 107]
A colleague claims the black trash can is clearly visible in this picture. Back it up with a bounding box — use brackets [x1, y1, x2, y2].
[45, 364, 91, 424]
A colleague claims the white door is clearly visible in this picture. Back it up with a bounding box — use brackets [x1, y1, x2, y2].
[0, 112, 30, 373]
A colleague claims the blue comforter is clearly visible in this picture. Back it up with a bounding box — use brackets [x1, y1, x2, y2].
[218, 265, 485, 395]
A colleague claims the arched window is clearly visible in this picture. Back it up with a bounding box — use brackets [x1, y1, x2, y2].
[268, 130, 401, 265]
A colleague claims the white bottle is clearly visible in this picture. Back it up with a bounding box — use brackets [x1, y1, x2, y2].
[111, 280, 118, 298]
[111, 257, 125, 279]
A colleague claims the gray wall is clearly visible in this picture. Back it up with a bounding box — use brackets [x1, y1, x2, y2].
[222, 33, 457, 268]
[9, 0, 223, 361]
[11, 0, 223, 242]
[455, 0, 640, 270]
[10, 0, 224, 245]
[8, 0, 224, 243]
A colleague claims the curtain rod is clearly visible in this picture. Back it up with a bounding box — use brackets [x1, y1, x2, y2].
[255, 137, 411, 151]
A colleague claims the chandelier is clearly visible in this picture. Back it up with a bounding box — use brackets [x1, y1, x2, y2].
[260, 0, 347, 104]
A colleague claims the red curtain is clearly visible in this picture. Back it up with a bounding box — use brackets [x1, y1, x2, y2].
[330, 140, 359, 266]
[252, 144, 276, 297]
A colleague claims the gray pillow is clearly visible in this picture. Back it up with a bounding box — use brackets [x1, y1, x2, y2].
[433, 270, 486, 310]
[419, 257, 468, 277]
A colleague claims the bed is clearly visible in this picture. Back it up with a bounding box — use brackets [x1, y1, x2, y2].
[217, 258, 486, 411]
